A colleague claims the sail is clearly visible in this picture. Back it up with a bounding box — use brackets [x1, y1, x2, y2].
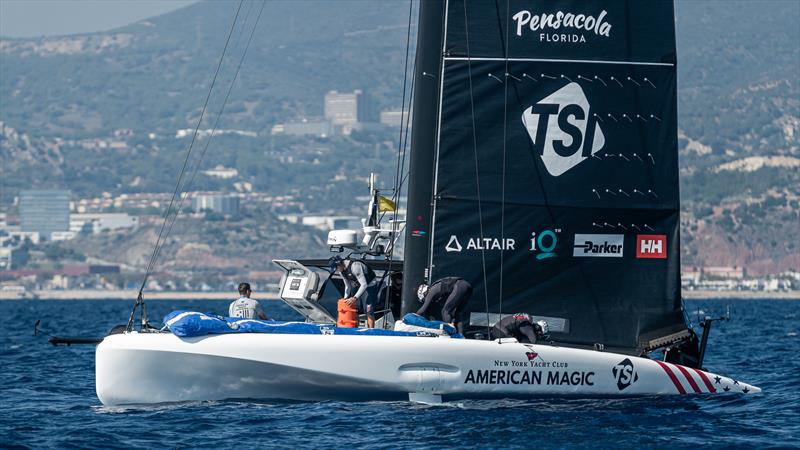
[403, 0, 685, 354]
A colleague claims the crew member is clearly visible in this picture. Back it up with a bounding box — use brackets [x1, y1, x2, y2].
[491, 313, 548, 343]
[330, 256, 379, 328]
[416, 277, 472, 334]
[229, 282, 270, 320]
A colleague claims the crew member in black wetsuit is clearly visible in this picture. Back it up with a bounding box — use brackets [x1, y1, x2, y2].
[416, 277, 472, 334]
[491, 313, 546, 343]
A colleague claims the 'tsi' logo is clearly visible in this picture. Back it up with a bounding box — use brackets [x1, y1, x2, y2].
[636, 234, 667, 259]
[521, 82, 605, 176]
[612, 358, 639, 391]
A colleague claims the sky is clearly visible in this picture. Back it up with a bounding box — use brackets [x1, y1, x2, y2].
[0, 0, 197, 38]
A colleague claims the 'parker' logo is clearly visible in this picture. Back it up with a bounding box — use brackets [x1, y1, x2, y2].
[522, 82, 605, 176]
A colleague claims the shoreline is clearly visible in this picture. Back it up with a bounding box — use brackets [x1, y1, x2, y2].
[680, 290, 800, 300]
[0, 290, 280, 301]
[0, 289, 798, 301]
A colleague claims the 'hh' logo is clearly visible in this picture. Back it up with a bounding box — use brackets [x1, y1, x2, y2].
[521, 82, 605, 176]
[636, 234, 667, 259]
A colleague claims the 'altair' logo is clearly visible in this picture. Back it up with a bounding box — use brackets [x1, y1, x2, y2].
[522, 82, 605, 176]
[445, 235, 516, 253]
[445, 235, 462, 252]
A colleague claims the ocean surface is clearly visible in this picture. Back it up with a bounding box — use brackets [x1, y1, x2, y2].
[1, 299, 797, 449]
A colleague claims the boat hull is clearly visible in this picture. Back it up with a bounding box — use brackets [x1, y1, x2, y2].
[96, 332, 759, 405]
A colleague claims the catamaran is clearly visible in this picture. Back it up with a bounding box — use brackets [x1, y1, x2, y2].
[95, 0, 760, 405]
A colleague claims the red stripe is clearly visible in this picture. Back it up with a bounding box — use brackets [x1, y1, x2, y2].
[654, 360, 686, 394]
[674, 364, 702, 393]
[691, 368, 717, 393]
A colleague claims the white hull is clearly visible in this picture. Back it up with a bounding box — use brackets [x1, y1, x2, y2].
[96, 332, 759, 405]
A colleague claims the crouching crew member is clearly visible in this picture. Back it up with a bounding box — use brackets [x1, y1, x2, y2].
[490, 313, 548, 343]
[416, 277, 472, 334]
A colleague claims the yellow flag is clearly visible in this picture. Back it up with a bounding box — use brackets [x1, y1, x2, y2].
[378, 196, 396, 212]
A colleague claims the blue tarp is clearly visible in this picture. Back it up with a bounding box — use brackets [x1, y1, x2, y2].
[401, 313, 459, 336]
[163, 311, 447, 338]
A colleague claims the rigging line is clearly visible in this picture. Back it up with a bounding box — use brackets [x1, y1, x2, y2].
[387, 0, 414, 263]
[378, 56, 416, 229]
[498, 0, 510, 322]
[390, 0, 415, 208]
[384, 60, 416, 259]
[376, 65, 414, 230]
[149, 0, 255, 270]
[395, 60, 416, 199]
[384, 69, 416, 243]
[231, 0, 255, 50]
[148, 0, 266, 283]
[426, 0, 449, 283]
[462, 0, 491, 337]
[385, 0, 415, 325]
[140, 0, 244, 282]
[135, 0, 244, 299]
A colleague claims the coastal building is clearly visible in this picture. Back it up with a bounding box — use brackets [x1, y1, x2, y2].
[703, 266, 745, 279]
[20, 190, 70, 241]
[379, 110, 411, 128]
[70, 213, 138, 234]
[192, 194, 240, 216]
[0, 246, 28, 270]
[51, 231, 77, 241]
[4, 229, 40, 245]
[324, 90, 376, 126]
[278, 214, 361, 232]
[202, 165, 239, 179]
[271, 121, 333, 138]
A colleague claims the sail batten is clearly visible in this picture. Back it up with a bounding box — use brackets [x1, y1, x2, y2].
[443, 57, 675, 67]
[403, 0, 684, 353]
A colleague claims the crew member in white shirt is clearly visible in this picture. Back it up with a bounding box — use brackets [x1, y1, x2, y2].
[229, 282, 270, 320]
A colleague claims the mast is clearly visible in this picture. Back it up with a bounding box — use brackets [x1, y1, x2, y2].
[401, 0, 446, 314]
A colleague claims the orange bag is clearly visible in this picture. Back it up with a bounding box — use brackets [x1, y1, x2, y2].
[337, 298, 358, 328]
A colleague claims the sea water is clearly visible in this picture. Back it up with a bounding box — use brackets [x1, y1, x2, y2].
[1, 299, 797, 448]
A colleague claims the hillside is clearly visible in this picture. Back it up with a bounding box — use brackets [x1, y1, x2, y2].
[1, 0, 799, 275]
[0, 0, 413, 135]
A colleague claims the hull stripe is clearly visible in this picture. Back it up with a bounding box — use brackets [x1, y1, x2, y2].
[654, 360, 686, 394]
[691, 368, 717, 393]
[673, 364, 702, 393]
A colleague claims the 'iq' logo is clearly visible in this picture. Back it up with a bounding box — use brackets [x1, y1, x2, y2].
[521, 82, 605, 176]
[530, 229, 559, 260]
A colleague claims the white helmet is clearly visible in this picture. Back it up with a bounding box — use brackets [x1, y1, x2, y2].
[416, 284, 430, 302]
[536, 320, 549, 336]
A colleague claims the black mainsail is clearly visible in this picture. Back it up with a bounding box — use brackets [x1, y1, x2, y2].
[402, 0, 686, 354]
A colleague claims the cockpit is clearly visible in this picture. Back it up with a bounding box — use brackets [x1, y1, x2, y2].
[274, 258, 403, 328]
